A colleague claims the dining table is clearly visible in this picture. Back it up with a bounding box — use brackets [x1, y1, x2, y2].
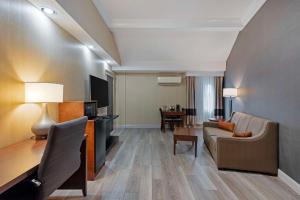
[162, 109, 186, 131]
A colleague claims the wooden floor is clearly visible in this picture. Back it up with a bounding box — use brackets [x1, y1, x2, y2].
[50, 128, 300, 200]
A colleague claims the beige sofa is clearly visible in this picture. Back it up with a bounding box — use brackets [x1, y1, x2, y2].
[203, 112, 278, 175]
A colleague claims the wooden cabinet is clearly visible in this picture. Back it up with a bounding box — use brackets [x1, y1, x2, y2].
[58, 101, 104, 181]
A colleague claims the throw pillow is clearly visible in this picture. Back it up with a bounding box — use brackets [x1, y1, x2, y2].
[233, 131, 252, 137]
[218, 122, 235, 132]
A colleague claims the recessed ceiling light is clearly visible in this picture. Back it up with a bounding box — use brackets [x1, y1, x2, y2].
[41, 7, 56, 15]
[105, 60, 112, 64]
[88, 45, 94, 49]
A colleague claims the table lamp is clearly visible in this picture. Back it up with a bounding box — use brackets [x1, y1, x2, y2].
[25, 83, 63, 139]
[223, 88, 238, 117]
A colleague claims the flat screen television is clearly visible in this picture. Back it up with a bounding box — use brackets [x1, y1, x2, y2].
[90, 75, 108, 108]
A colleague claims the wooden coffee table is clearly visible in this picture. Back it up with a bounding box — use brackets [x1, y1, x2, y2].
[173, 127, 199, 157]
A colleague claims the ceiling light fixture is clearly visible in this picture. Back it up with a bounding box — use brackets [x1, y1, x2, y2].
[88, 45, 94, 49]
[41, 7, 56, 15]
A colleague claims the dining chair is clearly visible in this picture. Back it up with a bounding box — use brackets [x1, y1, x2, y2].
[159, 108, 173, 132]
[0, 116, 88, 200]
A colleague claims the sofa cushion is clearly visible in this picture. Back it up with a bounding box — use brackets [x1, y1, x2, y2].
[204, 127, 233, 138]
[203, 127, 233, 160]
[209, 135, 217, 159]
[218, 122, 235, 132]
[230, 112, 241, 124]
[232, 113, 252, 133]
[246, 117, 268, 136]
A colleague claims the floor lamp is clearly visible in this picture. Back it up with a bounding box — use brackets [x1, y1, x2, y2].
[223, 88, 238, 117]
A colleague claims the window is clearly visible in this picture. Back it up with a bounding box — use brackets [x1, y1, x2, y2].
[195, 77, 216, 124]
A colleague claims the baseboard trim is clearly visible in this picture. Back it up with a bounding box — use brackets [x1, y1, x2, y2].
[278, 169, 300, 195]
[117, 124, 160, 129]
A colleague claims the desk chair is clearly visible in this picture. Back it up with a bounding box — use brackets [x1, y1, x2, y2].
[0, 117, 88, 200]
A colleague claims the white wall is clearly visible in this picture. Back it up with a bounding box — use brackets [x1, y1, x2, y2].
[57, 0, 121, 64]
[0, 0, 109, 147]
[115, 73, 186, 128]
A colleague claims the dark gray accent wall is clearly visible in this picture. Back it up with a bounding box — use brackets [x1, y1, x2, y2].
[226, 0, 300, 183]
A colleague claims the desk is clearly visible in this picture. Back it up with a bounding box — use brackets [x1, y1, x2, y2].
[0, 138, 87, 195]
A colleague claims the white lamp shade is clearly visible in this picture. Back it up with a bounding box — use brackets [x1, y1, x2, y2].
[25, 83, 63, 103]
[223, 88, 238, 98]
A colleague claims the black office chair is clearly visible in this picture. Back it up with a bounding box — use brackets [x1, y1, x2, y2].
[0, 117, 88, 200]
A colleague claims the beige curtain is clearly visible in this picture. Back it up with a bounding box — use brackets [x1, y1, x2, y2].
[214, 77, 224, 119]
[186, 76, 196, 126]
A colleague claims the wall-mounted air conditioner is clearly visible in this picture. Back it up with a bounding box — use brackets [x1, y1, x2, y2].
[157, 76, 182, 85]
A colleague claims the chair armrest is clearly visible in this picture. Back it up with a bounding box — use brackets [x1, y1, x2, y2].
[31, 179, 42, 187]
[203, 121, 219, 128]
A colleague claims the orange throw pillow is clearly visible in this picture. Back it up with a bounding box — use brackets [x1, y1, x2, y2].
[218, 122, 235, 132]
[233, 131, 252, 137]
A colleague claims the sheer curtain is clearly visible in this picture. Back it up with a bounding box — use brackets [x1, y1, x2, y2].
[195, 77, 216, 124]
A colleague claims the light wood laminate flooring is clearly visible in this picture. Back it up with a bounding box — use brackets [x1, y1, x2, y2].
[50, 128, 300, 200]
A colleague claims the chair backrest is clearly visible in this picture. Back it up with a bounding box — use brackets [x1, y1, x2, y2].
[37, 117, 88, 199]
[159, 108, 164, 119]
[185, 108, 196, 116]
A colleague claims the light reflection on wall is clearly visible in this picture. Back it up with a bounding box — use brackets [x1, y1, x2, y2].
[10, 2, 55, 83]
[82, 45, 93, 62]
[103, 62, 110, 71]
[0, 0, 59, 147]
[0, 0, 107, 147]
[0, 104, 40, 147]
[225, 63, 253, 116]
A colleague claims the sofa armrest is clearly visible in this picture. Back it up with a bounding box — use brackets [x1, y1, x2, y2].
[217, 137, 257, 155]
[216, 136, 278, 175]
[203, 121, 219, 128]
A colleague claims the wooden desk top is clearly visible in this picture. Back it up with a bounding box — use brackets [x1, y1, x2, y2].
[0, 139, 46, 193]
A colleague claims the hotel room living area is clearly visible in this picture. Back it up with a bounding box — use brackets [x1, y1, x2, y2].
[1, 0, 300, 199]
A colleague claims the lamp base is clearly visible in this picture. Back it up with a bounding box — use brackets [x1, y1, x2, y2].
[32, 103, 56, 140]
[34, 135, 48, 140]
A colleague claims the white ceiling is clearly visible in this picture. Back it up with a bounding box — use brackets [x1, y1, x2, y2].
[93, 0, 266, 72]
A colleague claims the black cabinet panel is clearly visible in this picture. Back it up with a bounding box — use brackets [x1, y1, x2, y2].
[105, 119, 113, 151]
[94, 119, 106, 172]
[93, 76, 114, 173]
[94, 115, 119, 172]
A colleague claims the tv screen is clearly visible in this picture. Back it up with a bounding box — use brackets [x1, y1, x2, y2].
[90, 75, 108, 108]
